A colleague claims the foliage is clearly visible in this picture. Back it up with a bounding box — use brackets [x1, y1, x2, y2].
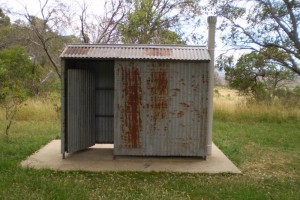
[213, 0, 300, 75]
[74, 0, 203, 44]
[2, 0, 80, 79]
[0, 8, 10, 26]
[272, 86, 300, 107]
[0, 8, 14, 49]
[1, 3, 79, 86]
[217, 51, 296, 102]
[0, 46, 41, 135]
[22, 14, 76, 79]
[119, 0, 185, 44]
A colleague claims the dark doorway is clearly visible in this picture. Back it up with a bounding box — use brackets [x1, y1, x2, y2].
[65, 60, 114, 154]
[95, 61, 114, 143]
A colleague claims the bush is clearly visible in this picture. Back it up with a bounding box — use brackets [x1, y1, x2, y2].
[0, 46, 42, 135]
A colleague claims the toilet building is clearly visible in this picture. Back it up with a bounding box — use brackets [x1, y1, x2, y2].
[60, 16, 217, 159]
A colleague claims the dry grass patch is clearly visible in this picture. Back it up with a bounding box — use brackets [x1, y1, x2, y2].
[241, 151, 297, 179]
[15, 98, 60, 121]
[214, 86, 300, 121]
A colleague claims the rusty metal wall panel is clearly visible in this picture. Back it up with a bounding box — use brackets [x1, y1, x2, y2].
[114, 60, 208, 157]
[60, 44, 211, 61]
[95, 62, 114, 143]
[167, 62, 208, 156]
[67, 69, 96, 153]
[142, 62, 169, 156]
[114, 61, 144, 155]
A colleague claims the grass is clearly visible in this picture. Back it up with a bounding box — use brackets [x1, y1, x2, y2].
[0, 88, 300, 199]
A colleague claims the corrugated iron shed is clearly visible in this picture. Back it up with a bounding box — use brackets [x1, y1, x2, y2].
[60, 44, 210, 61]
[61, 44, 212, 158]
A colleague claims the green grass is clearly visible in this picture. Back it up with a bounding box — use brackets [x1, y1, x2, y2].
[0, 94, 300, 199]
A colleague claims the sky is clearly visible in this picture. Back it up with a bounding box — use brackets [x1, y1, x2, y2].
[4, 0, 105, 17]
[4, 0, 107, 37]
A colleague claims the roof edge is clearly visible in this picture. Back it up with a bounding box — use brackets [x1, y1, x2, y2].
[64, 43, 207, 48]
[60, 44, 211, 61]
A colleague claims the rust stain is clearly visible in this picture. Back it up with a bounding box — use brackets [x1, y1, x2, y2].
[120, 66, 142, 148]
[180, 78, 185, 85]
[145, 48, 172, 57]
[202, 72, 209, 84]
[147, 64, 168, 131]
[171, 111, 184, 118]
[180, 102, 190, 108]
[181, 143, 188, 149]
[192, 74, 198, 91]
[177, 111, 184, 117]
[65, 47, 89, 55]
[171, 88, 180, 96]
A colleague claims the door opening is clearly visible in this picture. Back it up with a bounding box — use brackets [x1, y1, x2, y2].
[95, 61, 114, 143]
[65, 60, 114, 154]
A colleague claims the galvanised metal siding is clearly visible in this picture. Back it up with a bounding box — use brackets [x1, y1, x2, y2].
[61, 60, 66, 155]
[67, 69, 95, 153]
[166, 62, 208, 156]
[114, 60, 208, 156]
[114, 61, 144, 155]
[60, 44, 210, 61]
[95, 62, 114, 143]
[95, 89, 113, 142]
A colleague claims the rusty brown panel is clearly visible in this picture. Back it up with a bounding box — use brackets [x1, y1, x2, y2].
[65, 47, 89, 55]
[64, 47, 73, 55]
[145, 48, 172, 57]
[146, 63, 168, 131]
[120, 66, 142, 149]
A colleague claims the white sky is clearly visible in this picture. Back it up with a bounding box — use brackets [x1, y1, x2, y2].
[4, 0, 107, 37]
[4, 0, 105, 17]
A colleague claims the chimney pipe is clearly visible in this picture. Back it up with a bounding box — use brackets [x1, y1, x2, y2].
[207, 16, 217, 155]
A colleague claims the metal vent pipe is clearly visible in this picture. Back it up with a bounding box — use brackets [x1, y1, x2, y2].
[207, 16, 217, 155]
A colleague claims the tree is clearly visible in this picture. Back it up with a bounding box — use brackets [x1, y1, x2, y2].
[19, 16, 78, 79]
[4, 0, 81, 81]
[23, 4, 64, 79]
[119, 0, 181, 44]
[217, 51, 295, 100]
[0, 8, 14, 49]
[0, 46, 41, 135]
[95, 0, 126, 43]
[213, 0, 300, 75]
[75, 0, 202, 44]
[119, 0, 200, 44]
[77, 0, 127, 44]
[11, 0, 78, 79]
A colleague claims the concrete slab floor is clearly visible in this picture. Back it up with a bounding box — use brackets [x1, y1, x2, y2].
[21, 140, 241, 173]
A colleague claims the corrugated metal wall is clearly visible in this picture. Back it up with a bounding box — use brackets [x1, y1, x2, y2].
[114, 61, 209, 157]
[61, 60, 66, 155]
[95, 62, 114, 143]
[67, 69, 96, 153]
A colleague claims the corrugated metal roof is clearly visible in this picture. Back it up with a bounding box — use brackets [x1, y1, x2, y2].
[60, 44, 210, 61]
